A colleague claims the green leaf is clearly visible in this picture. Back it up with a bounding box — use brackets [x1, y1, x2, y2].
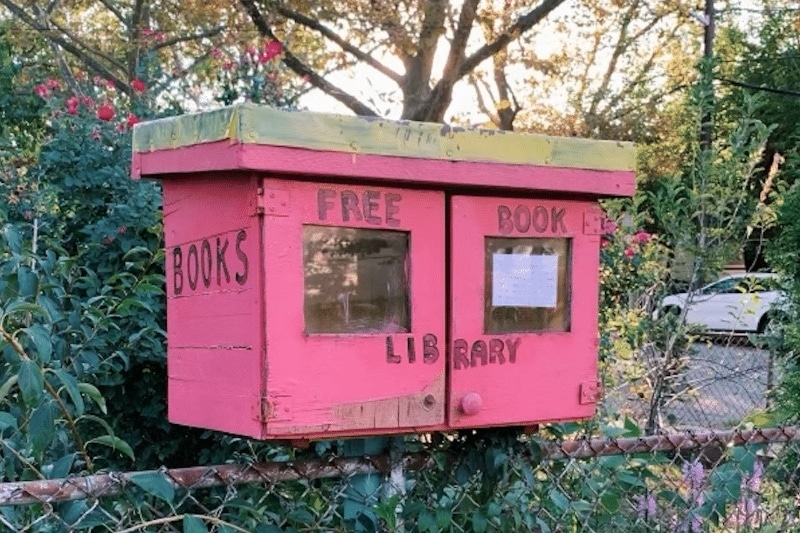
[183, 515, 208, 533]
[2, 224, 21, 254]
[48, 453, 75, 479]
[78, 383, 107, 414]
[4, 301, 47, 318]
[0, 374, 18, 403]
[600, 491, 621, 513]
[25, 324, 52, 364]
[37, 296, 62, 322]
[54, 369, 83, 415]
[87, 435, 134, 461]
[0, 411, 17, 431]
[623, 417, 642, 437]
[29, 402, 56, 456]
[255, 526, 285, 533]
[129, 472, 174, 502]
[122, 246, 153, 260]
[472, 512, 488, 533]
[549, 488, 570, 511]
[436, 508, 452, 528]
[417, 512, 436, 532]
[18, 359, 43, 405]
[17, 267, 38, 298]
[288, 509, 314, 525]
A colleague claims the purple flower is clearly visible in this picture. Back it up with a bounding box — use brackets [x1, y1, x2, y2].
[745, 460, 764, 492]
[682, 460, 705, 493]
[635, 493, 657, 520]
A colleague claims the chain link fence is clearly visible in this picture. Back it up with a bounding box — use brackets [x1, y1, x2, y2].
[2, 427, 800, 532]
[607, 333, 776, 432]
[1, 335, 792, 531]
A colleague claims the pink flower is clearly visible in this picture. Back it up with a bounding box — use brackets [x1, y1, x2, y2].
[624, 247, 636, 258]
[45, 78, 60, 90]
[602, 218, 618, 235]
[210, 48, 223, 60]
[259, 40, 282, 62]
[126, 113, 140, 128]
[222, 60, 234, 71]
[118, 226, 127, 234]
[103, 236, 114, 245]
[91, 129, 101, 140]
[131, 78, 146, 93]
[33, 84, 49, 98]
[633, 230, 652, 244]
[66, 96, 80, 115]
[81, 96, 95, 108]
[96, 103, 115, 121]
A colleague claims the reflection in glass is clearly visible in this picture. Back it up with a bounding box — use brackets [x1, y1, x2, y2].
[303, 226, 410, 334]
[484, 237, 571, 333]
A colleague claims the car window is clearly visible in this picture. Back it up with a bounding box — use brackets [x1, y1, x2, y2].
[739, 276, 779, 293]
[751, 276, 780, 292]
[703, 278, 738, 294]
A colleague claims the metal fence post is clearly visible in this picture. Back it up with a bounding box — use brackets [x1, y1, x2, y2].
[383, 436, 406, 532]
[343, 437, 389, 532]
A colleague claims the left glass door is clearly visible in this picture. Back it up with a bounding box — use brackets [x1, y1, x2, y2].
[262, 178, 446, 438]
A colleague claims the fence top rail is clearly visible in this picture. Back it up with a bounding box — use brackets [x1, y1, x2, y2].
[1, 426, 797, 507]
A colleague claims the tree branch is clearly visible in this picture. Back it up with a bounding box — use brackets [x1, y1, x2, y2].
[401, 0, 446, 119]
[96, 0, 127, 25]
[459, 0, 566, 78]
[274, 4, 403, 84]
[152, 25, 228, 52]
[470, 73, 501, 126]
[238, 0, 378, 116]
[45, 16, 128, 73]
[423, 0, 479, 121]
[0, 0, 130, 93]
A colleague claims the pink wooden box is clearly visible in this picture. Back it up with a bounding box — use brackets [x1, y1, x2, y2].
[132, 105, 635, 440]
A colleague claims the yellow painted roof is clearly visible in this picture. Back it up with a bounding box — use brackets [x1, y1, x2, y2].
[133, 104, 635, 172]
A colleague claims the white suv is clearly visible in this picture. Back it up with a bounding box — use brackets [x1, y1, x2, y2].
[659, 272, 785, 333]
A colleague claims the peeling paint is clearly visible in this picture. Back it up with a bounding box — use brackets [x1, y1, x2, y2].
[133, 103, 636, 172]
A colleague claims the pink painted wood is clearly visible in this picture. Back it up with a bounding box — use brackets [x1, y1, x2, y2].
[132, 141, 635, 198]
[448, 195, 602, 428]
[143, 135, 631, 439]
[163, 173, 264, 438]
[261, 179, 446, 438]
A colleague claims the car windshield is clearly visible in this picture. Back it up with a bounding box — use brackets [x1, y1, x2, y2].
[702, 275, 779, 295]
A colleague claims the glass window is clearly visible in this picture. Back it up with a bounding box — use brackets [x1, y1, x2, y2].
[703, 278, 737, 294]
[303, 226, 410, 334]
[484, 237, 571, 333]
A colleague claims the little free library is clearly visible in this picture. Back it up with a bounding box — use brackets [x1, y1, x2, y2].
[132, 104, 635, 440]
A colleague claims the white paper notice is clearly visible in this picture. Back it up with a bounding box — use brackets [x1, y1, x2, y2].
[492, 254, 558, 308]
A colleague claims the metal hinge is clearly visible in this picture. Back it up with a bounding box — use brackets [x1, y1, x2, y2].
[253, 395, 291, 422]
[258, 187, 290, 217]
[579, 381, 602, 405]
[583, 209, 604, 235]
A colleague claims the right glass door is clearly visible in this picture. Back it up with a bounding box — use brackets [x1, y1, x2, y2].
[448, 195, 602, 429]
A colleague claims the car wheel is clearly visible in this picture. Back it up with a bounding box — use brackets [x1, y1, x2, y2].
[757, 312, 785, 336]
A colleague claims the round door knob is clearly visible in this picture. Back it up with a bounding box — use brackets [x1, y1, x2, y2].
[460, 392, 483, 416]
